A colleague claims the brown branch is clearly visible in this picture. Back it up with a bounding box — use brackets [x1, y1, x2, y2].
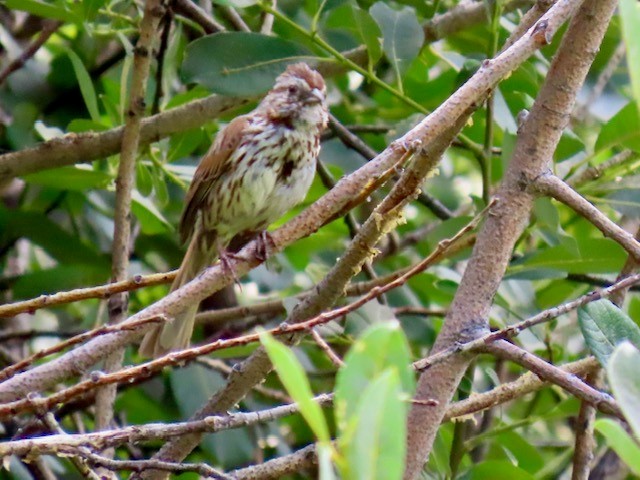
[80, 450, 232, 479]
[0, 272, 174, 318]
[571, 369, 603, 480]
[195, 357, 291, 403]
[568, 150, 637, 187]
[173, 0, 225, 33]
[0, 316, 164, 382]
[96, 0, 167, 443]
[482, 340, 621, 418]
[532, 172, 640, 261]
[405, 0, 620, 476]
[310, 329, 344, 368]
[0, 394, 332, 457]
[412, 272, 640, 371]
[444, 356, 600, 420]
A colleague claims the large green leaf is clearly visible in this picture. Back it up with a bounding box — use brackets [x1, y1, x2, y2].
[182, 33, 313, 96]
[620, 0, 640, 109]
[131, 192, 173, 235]
[594, 417, 640, 476]
[607, 342, 640, 439]
[578, 300, 640, 366]
[595, 102, 640, 154]
[261, 331, 331, 443]
[324, 5, 382, 67]
[468, 461, 536, 479]
[4, 0, 78, 22]
[24, 166, 112, 191]
[334, 322, 414, 434]
[370, 2, 423, 80]
[0, 209, 105, 266]
[339, 370, 406, 480]
[66, 49, 101, 123]
[12, 264, 108, 299]
[605, 189, 640, 218]
[508, 237, 626, 277]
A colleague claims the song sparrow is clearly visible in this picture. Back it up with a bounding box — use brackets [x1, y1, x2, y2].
[139, 63, 328, 357]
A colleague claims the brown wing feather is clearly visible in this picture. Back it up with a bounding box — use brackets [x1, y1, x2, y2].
[179, 115, 251, 243]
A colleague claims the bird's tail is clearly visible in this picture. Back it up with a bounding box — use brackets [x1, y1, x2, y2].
[139, 231, 215, 358]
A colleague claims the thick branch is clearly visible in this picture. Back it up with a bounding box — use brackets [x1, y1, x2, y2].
[96, 0, 166, 440]
[405, 0, 619, 477]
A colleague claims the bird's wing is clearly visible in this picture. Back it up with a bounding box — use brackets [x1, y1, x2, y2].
[179, 115, 250, 243]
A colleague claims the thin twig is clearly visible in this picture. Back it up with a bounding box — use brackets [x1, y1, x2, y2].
[0, 271, 174, 318]
[173, 0, 225, 33]
[483, 340, 621, 418]
[260, 0, 276, 34]
[0, 316, 164, 382]
[310, 329, 344, 368]
[413, 271, 640, 371]
[532, 172, 640, 261]
[0, 394, 333, 456]
[0, 20, 62, 85]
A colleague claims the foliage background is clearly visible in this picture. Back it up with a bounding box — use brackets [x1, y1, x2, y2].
[1, 0, 640, 479]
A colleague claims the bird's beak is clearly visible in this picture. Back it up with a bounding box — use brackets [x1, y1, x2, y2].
[305, 88, 324, 105]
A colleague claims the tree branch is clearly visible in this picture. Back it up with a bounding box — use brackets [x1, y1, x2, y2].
[531, 172, 640, 261]
[405, 0, 619, 476]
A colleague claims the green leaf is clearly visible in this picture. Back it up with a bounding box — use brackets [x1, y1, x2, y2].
[0, 208, 106, 266]
[324, 5, 382, 67]
[339, 370, 406, 480]
[260, 331, 331, 443]
[595, 102, 640, 154]
[578, 300, 640, 366]
[24, 166, 111, 191]
[136, 163, 154, 197]
[67, 50, 101, 122]
[81, 0, 106, 20]
[212, 0, 258, 6]
[595, 417, 640, 476]
[334, 322, 414, 434]
[369, 2, 423, 79]
[468, 460, 536, 479]
[5, 0, 77, 22]
[131, 191, 172, 234]
[620, 0, 640, 109]
[182, 33, 312, 96]
[66, 119, 109, 133]
[12, 264, 108, 299]
[508, 237, 626, 276]
[151, 165, 169, 207]
[606, 189, 640, 218]
[608, 342, 640, 439]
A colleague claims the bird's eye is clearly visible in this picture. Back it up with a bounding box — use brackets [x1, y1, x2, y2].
[288, 85, 299, 95]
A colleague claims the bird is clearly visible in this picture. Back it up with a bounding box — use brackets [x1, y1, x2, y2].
[139, 63, 328, 357]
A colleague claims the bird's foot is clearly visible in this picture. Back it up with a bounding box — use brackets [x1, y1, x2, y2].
[255, 231, 276, 262]
[217, 248, 243, 289]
